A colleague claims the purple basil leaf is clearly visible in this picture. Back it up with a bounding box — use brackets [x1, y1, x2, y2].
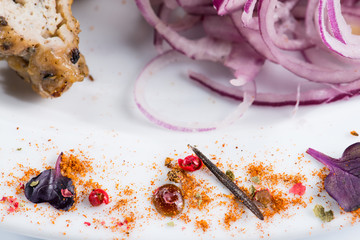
[307, 143, 360, 212]
[25, 153, 75, 211]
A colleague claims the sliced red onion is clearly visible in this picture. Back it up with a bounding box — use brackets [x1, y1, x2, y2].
[154, 3, 202, 53]
[302, 46, 360, 69]
[164, 0, 178, 8]
[170, 15, 202, 31]
[203, 15, 245, 43]
[342, 0, 358, 7]
[134, 50, 255, 132]
[134, 0, 360, 131]
[176, 0, 217, 15]
[176, 0, 211, 7]
[292, 84, 301, 115]
[342, 5, 360, 17]
[262, 0, 314, 50]
[136, 0, 232, 62]
[213, 0, 247, 16]
[188, 71, 360, 106]
[154, 3, 171, 54]
[327, 0, 346, 43]
[231, 11, 276, 61]
[259, 0, 360, 83]
[241, 0, 258, 29]
[318, 0, 360, 58]
[223, 44, 265, 86]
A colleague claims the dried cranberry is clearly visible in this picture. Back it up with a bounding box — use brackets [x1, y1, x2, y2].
[89, 189, 109, 206]
[178, 155, 203, 172]
[152, 184, 184, 217]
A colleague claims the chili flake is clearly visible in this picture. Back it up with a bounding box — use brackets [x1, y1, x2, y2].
[350, 130, 359, 136]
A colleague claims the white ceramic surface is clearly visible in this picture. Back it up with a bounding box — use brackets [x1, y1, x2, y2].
[1, 0, 360, 239]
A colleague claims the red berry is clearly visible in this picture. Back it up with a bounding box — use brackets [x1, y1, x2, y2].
[89, 189, 109, 206]
[178, 155, 203, 172]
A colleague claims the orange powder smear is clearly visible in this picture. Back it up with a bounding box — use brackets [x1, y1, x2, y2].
[247, 162, 306, 187]
[59, 152, 97, 205]
[311, 167, 328, 192]
[60, 152, 93, 182]
[224, 197, 245, 230]
[109, 186, 136, 215]
[351, 208, 360, 224]
[246, 163, 307, 221]
[195, 220, 209, 232]
[17, 166, 41, 183]
[2, 148, 143, 238]
[109, 199, 129, 214]
[180, 172, 212, 210]
[2, 164, 41, 195]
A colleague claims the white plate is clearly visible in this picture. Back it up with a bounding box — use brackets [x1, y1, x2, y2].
[1, 0, 360, 239]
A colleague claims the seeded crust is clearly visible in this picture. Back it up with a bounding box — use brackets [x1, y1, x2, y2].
[0, 0, 88, 97]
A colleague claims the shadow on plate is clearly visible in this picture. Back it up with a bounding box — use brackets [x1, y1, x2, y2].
[0, 66, 41, 102]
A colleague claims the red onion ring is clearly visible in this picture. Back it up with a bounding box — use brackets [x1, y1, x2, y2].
[135, 0, 360, 131]
[134, 50, 255, 132]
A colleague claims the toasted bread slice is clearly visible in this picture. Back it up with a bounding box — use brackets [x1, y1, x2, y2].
[0, 0, 88, 97]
